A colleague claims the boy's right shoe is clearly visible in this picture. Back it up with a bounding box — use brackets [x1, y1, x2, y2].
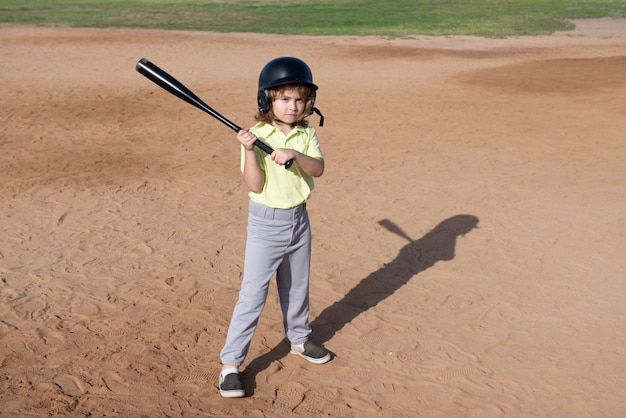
[290, 341, 331, 364]
[219, 372, 245, 398]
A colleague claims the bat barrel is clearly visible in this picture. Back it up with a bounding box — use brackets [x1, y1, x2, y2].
[136, 58, 293, 168]
[136, 58, 242, 131]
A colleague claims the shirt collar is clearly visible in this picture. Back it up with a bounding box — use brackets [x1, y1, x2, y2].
[256, 123, 305, 137]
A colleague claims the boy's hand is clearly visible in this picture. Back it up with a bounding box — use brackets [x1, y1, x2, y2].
[237, 129, 257, 151]
[271, 148, 298, 166]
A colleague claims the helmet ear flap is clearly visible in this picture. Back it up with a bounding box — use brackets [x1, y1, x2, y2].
[257, 89, 271, 114]
[308, 90, 317, 115]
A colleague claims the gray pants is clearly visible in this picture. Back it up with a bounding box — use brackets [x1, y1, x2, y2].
[220, 200, 312, 366]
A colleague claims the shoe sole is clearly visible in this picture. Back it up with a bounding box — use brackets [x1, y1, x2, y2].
[220, 388, 245, 398]
[290, 349, 331, 364]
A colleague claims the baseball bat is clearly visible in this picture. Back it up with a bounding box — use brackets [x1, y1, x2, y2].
[135, 58, 293, 169]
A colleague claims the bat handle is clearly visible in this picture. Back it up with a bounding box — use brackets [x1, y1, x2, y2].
[252, 138, 293, 169]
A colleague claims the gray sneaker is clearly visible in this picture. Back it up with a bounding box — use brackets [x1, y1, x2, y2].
[219, 372, 245, 398]
[290, 341, 331, 364]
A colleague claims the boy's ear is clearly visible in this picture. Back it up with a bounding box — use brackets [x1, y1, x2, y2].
[257, 89, 271, 114]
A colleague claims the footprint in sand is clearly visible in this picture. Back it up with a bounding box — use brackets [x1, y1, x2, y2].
[272, 381, 306, 411]
[437, 366, 480, 382]
[396, 340, 440, 364]
[102, 370, 131, 393]
[188, 288, 215, 306]
[174, 370, 218, 384]
[70, 297, 101, 316]
[293, 388, 337, 415]
[346, 368, 376, 382]
[358, 328, 386, 347]
[52, 374, 85, 397]
[439, 294, 473, 311]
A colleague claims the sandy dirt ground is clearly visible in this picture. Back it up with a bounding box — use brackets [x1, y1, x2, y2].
[1, 19, 625, 417]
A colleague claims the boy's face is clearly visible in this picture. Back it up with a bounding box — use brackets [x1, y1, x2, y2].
[272, 87, 306, 125]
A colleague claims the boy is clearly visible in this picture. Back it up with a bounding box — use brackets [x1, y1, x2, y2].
[219, 57, 329, 398]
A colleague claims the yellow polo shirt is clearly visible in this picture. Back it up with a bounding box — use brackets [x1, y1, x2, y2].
[241, 123, 323, 209]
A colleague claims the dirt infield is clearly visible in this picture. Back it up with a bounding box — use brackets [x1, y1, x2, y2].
[1, 20, 625, 416]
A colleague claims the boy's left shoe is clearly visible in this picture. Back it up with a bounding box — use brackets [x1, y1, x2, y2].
[290, 341, 331, 364]
[219, 372, 245, 398]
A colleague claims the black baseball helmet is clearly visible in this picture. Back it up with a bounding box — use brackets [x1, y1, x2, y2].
[257, 57, 323, 125]
[258, 56, 317, 92]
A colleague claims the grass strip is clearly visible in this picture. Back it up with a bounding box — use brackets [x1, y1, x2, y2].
[1, 0, 625, 37]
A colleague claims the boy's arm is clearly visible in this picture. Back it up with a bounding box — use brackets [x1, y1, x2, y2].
[271, 149, 324, 177]
[238, 129, 265, 192]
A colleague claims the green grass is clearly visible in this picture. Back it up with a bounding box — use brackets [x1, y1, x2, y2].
[1, 0, 625, 37]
